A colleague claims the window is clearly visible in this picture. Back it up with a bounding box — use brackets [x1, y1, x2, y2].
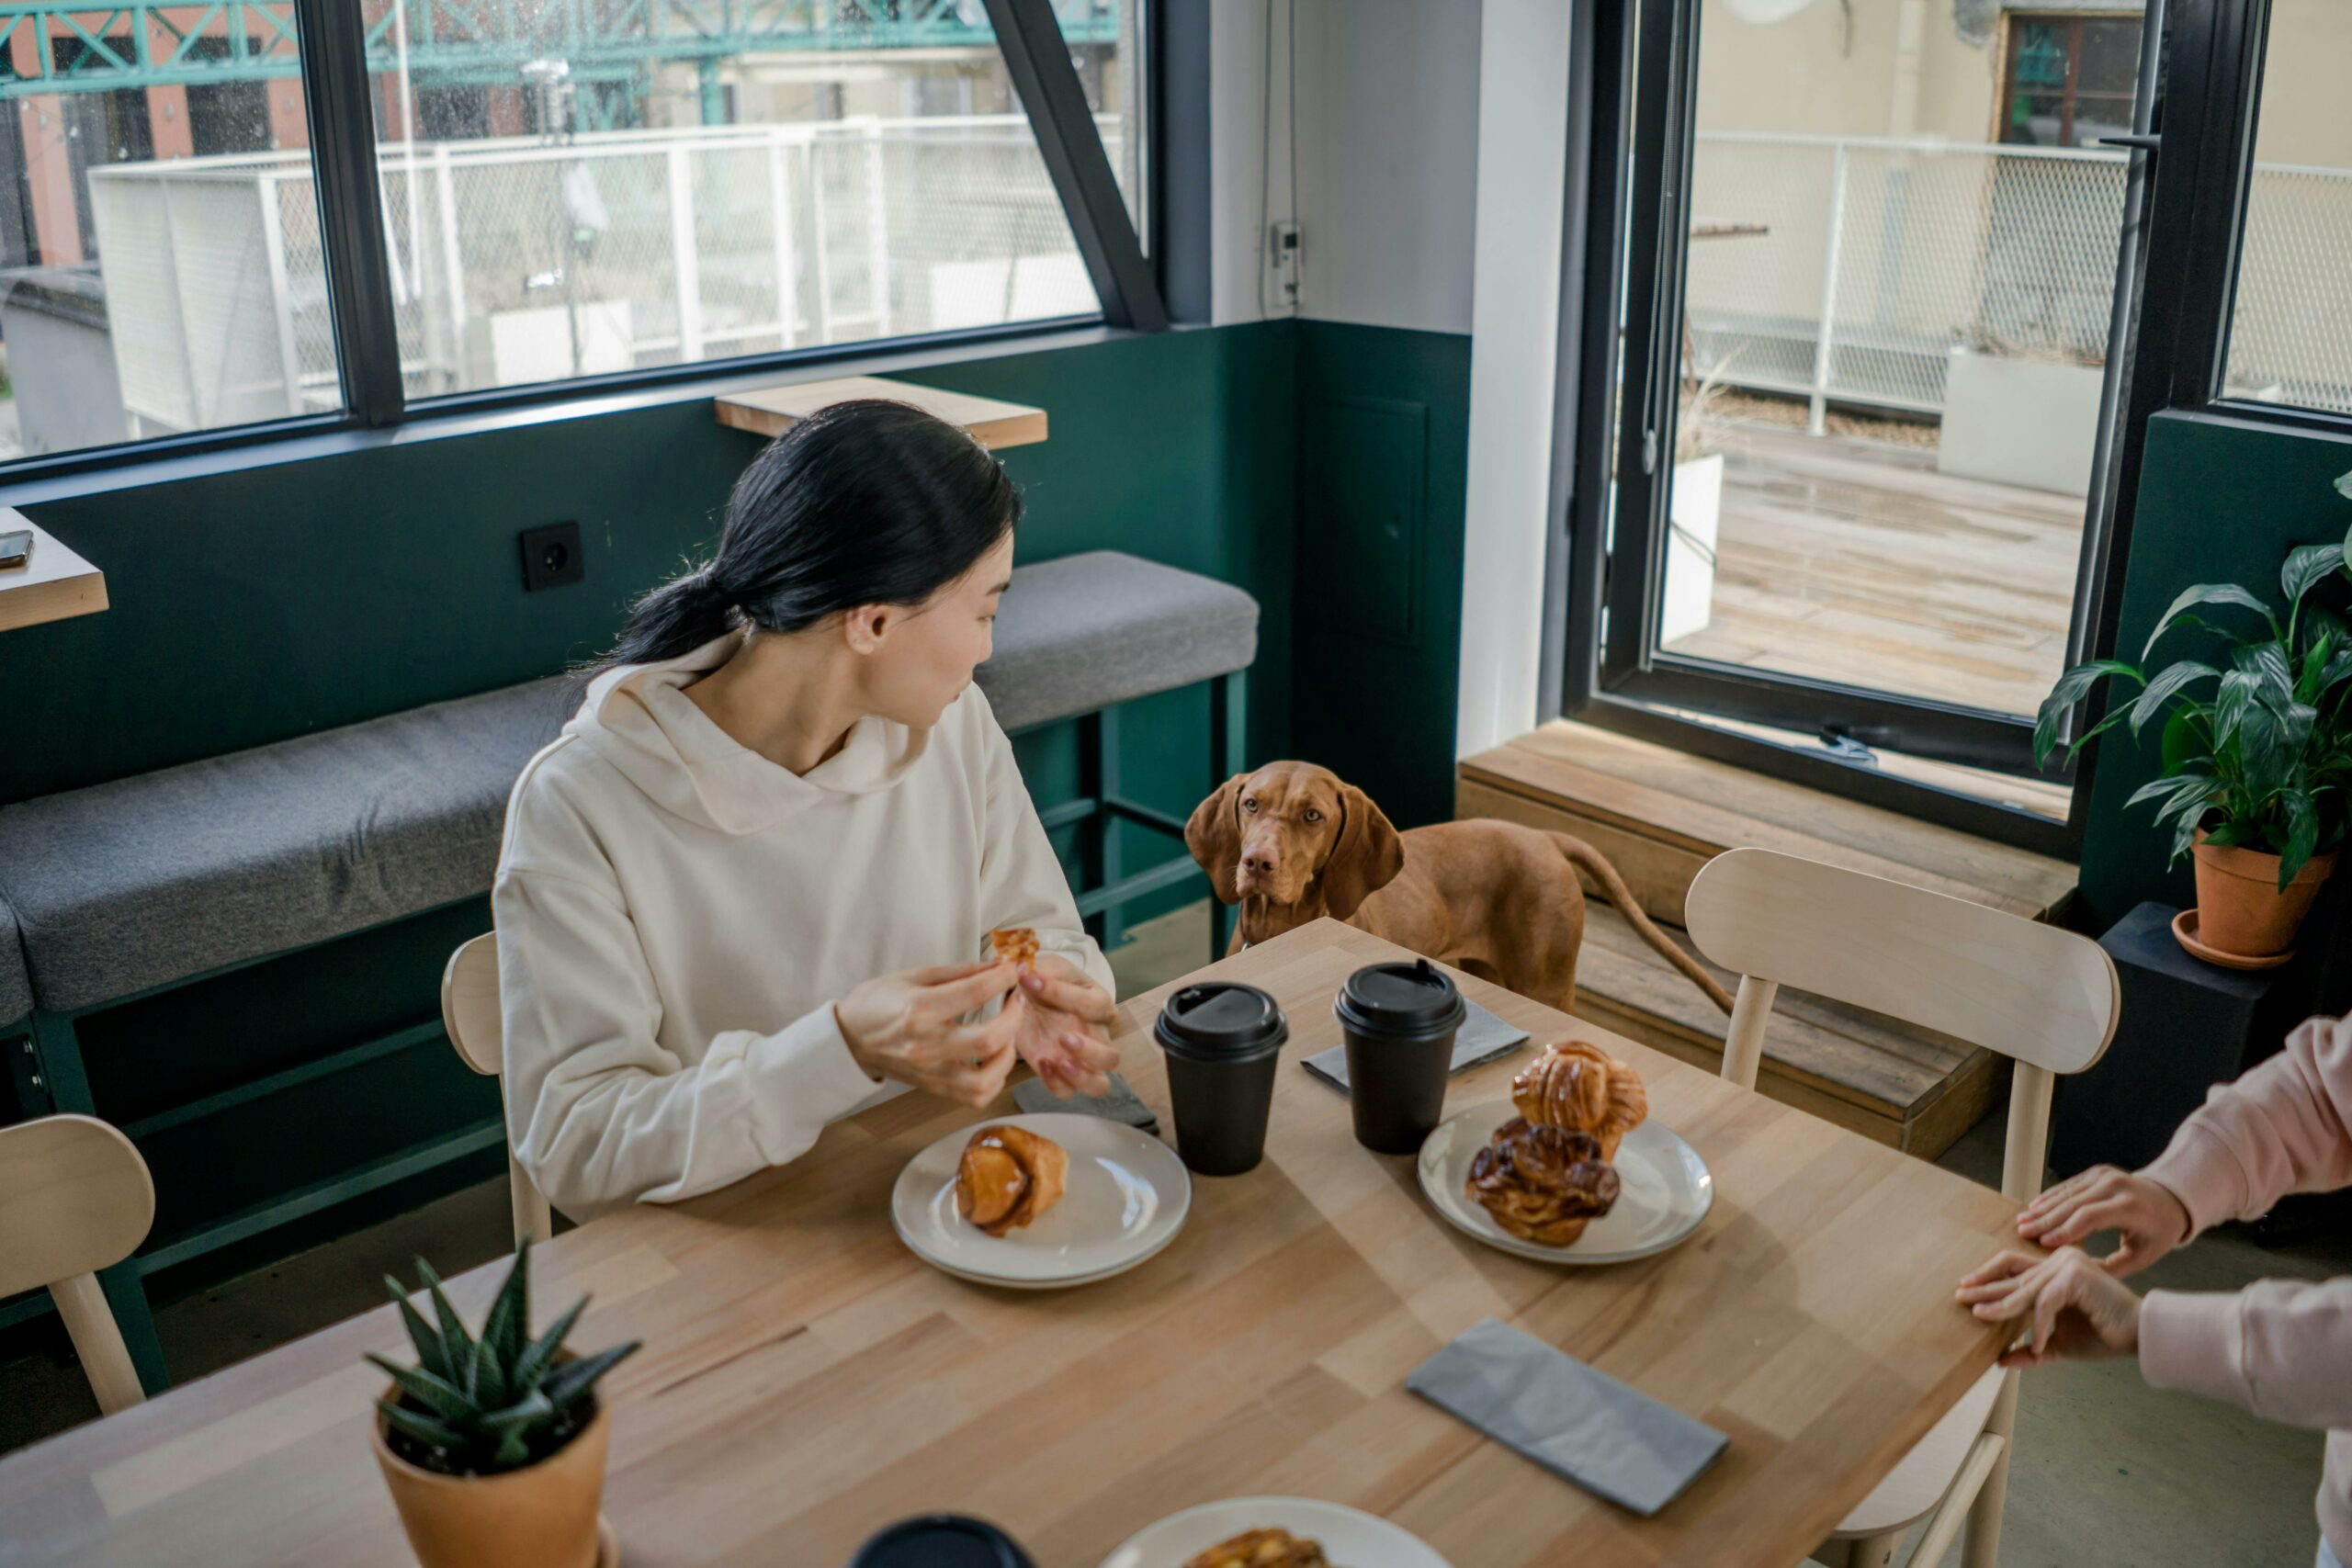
[2221, 0, 2352, 418]
[0, 0, 1153, 470]
[0, 12, 336, 460]
[1999, 13, 2143, 150]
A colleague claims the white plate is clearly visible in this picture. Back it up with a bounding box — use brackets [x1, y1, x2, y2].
[1098, 1496, 1451, 1568]
[1418, 1100, 1713, 1265]
[891, 1113, 1191, 1289]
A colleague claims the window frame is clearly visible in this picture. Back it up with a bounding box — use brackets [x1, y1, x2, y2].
[0, 0, 1167, 490]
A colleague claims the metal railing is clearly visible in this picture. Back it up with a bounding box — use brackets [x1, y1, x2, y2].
[1687, 132, 2352, 423]
[86, 114, 1114, 432]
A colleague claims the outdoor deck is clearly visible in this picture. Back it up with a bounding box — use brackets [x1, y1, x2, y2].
[1666, 421, 2087, 722]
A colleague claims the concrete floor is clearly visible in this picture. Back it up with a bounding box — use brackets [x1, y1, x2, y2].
[3, 898, 2342, 1566]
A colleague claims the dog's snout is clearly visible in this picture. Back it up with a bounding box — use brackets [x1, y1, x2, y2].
[1241, 844, 1279, 877]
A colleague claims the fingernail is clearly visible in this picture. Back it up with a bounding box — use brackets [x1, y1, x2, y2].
[1023, 973, 1045, 991]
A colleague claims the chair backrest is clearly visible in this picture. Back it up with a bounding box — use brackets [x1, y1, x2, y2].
[440, 932, 553, 1246]
[1685, 847, 2120, 1201]
[0, 1115, 156, 1413]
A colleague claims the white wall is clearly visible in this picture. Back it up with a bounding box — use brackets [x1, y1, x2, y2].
[1454, 0, 1574, 757]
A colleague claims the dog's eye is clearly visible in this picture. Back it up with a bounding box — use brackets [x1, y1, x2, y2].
[1242, 798, 1259, 814]
[1303, 808, 1322, 824]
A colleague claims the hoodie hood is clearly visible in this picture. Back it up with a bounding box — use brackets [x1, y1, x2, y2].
[565, 632, 931, 834]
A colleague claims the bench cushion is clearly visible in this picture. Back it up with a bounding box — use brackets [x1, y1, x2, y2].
[0, 680, 570, 1014]
[977, 551, 1260, 732]
[0, 897, 28, 1024]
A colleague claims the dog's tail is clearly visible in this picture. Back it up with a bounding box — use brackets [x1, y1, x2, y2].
[1547, 832, 1736, 1015]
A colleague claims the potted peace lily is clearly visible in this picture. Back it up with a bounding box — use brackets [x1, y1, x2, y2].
[2035, 470, 2352, 961]
[369, 1240, 639, 1568]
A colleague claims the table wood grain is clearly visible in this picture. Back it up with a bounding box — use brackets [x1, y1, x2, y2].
[0, 920, 2024, 1568]
[0, 512, 106, 634]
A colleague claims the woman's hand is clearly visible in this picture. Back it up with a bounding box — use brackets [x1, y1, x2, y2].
[1956, 1247, 2143, 1370]
[836, 962, 1023, 1108]
[1006, 957, 1121, 1100]
[2015, 1164, 2191, 1277]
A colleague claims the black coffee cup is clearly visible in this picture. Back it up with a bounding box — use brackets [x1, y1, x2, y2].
[1333, 959, 1468, 1154]
[1154, 982, 1288, 1176]
[847, 1514, 1035, 1568]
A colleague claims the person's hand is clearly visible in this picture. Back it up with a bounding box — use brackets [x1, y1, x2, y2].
[1956, 1247, 2143, 1370]
[1005, 956, 1121, 1100]
[835, 962, 1023, 1108]
[2015, 1164, 2191, 1278]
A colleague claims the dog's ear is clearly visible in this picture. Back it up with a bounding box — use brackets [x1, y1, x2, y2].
[1320, 783, 1405, 919]
[1185, 773, 1250, 906]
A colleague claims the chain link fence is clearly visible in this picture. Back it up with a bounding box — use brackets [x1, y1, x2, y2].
[1687, 132, 2352, 422]
[86, 114, 1108, 429]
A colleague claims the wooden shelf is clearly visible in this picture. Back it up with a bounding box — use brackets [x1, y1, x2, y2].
[0, 511, 106, 634]
[714, 375, 1046, 448]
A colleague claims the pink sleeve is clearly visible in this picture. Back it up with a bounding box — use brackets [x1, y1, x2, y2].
[2140, 1014, 2352, 1235]
[2142, 1278, 2352, 1431]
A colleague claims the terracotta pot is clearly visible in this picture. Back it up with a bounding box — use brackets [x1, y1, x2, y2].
[371, 1386, 608, 1568]
[2190, 829, 2336, 958]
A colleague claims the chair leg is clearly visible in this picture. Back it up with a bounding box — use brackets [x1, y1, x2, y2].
[1098, 707, 1125, 954]
[1962, 1376, 2021, 1568]
[1845, 1529, 1901, 1568]
[1208, 670, 1246, 963]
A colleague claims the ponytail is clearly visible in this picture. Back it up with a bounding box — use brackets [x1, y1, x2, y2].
[588, 399, 1020, 682]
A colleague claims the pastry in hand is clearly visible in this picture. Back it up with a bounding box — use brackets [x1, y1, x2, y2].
[1182, 1528, 1330, 1568]
[989, 926, 1041, 970]
[1511, 1040, 1648, 1159]
[1466, 1117, 1623, 1247]
[955, 1124, 1069, 1236]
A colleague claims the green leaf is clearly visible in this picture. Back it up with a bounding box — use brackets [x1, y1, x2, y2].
[480, 1243, 531, 1372]
[2235, 641, 2296, 708]
[469, 1334, 509, 1413]
[2315, 649, 2352, 701]
[2143, 583, 2278, 660]
[480, 1389, 557, 1433]
[2160, 707, 2210, 774]
[2062, 704, 2137, 763]
[492, 1427, 533, 1471]
[2335, 468, 2352, 504]
[385, 1278, 451, 1385]
[2129, 660, 2219, 736]
[512, 1296, 589, 1396]
[2034, 658, 2143, 766]
[539, 1341, 641, 1416]
[379, 1400, 469, 1455]
[2125, 773, 2203, 810]
[2284, 545, 2346, 606]
[413, 1258, 475, 1378]
[365, 1355, 481, 1426]
[2203, 817, 2256, 849]
[2281, 789, 2321, 887]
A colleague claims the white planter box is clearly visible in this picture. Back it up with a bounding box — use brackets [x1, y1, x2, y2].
[1661, 452, 1725, 647]
[1937, 349, 2104, 496]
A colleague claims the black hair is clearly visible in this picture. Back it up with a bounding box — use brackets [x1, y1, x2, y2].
[592, 398, 1021, 674]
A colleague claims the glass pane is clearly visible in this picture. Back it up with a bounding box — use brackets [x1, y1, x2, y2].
[2222, 1, 2352, 417]
[1662, 0, 2139, 718]
[360, 0, 1130, 400]
[0, 9, 341, 460]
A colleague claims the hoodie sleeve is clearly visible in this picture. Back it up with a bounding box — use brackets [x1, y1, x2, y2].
[492, 784, 882, 1220]
[972, 700, 1115, 999]
[2142, 1278, 2352, 1432]
[2142, 1014, 2352, 1236]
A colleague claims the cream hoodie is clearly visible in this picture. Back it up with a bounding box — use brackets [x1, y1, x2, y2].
[492, 632, 1113, 1221]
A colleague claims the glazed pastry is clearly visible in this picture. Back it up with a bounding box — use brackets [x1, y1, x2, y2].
[1510, 1040, 1648, 1159]
[1182, 1527, 1330, 1568]
[1465, 1117, 1623, 1247]
[955, 1124, 1069, 1236]
[989, 926, 1041, 970]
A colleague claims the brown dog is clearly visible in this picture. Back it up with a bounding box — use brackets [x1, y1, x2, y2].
[1185, 761, 1734, 1017]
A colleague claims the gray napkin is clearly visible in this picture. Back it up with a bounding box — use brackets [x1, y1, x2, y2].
[1012, 1070, 1160, 1134]
[1303, 998, 1532, 1092]
[1407, 1318, 1728, 1515]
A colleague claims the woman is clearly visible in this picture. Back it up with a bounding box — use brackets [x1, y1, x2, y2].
[493, 400, 1121, 1221]
[1957, 1014, 2352, 1567]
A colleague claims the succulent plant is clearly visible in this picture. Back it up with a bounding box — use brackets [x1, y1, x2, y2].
[370, 1238, 639, 1477]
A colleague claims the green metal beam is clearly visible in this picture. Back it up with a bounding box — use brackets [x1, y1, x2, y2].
[0, 0, 1117, 98]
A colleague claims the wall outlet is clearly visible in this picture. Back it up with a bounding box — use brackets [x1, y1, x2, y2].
[1269, 220, 1301, 309]
[519, 522, 585, 592]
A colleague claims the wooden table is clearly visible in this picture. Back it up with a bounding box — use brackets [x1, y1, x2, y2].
[0, 920, 2021, 1567]
[715, 374, 1046, 449]
[0, 511, 106, 634]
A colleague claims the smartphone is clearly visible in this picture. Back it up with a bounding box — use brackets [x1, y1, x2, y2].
[0, 528, 30, 570]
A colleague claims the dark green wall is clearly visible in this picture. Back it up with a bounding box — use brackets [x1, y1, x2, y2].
[2078, 410, 2352, 928]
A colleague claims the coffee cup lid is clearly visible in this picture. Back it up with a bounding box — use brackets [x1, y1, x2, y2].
[848, 1515, 1034, 1568]
[1155, 981, 1288, 1061]
[1335, 959, 1467, 1036]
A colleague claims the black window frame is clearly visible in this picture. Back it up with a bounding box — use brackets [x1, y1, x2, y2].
[1545, 0, 2342, 858]
[0, 0, 1170, 490]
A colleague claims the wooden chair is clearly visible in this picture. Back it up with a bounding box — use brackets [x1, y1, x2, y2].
[1683, 847, 2119, 1568]
[0, 1114, 157, 1415]
[441, 932, 554, 1247]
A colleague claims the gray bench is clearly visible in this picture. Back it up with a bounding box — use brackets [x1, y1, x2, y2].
[0, 548, 1256, 1390]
